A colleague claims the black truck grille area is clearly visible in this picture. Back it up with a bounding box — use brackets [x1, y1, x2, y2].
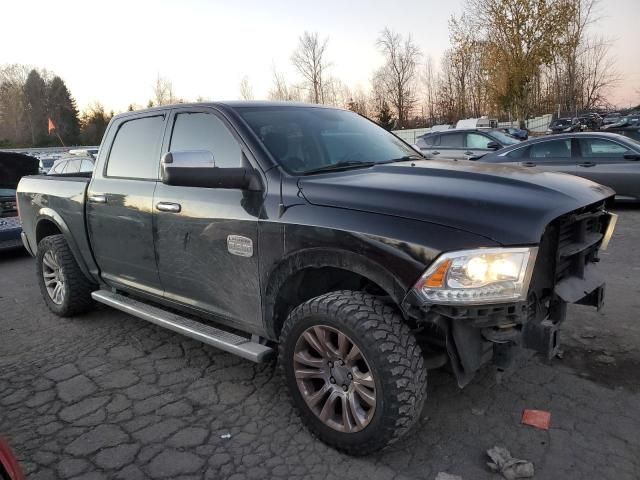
[554, 204, 607, 281]
[527, 201, 608, 320]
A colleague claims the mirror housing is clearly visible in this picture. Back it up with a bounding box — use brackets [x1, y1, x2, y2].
[487, 141, 501, 150]
[161, 151, 262, 190]
[623, 152, 640, 161]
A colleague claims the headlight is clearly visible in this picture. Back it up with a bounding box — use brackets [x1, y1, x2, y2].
[414, 247, 538, 305]
[563, 127, 572, 132]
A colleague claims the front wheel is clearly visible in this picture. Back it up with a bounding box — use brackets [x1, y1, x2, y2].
[279, 291, 427, 455]
[36, 234, 95, 317]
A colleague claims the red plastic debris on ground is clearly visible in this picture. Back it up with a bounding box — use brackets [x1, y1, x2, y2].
[521, 409, 551, 430]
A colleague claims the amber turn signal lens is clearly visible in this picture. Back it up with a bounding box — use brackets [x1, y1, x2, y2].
[422, 259, 451, 288]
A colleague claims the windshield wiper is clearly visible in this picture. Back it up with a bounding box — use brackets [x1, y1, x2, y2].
[302, 161, 377, 175]
[384, 154, 424, 163]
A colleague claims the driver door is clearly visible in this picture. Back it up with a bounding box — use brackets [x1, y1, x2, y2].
[153, 107, 264, 329]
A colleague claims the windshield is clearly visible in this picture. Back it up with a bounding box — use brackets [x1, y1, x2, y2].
[487, 130, 520, 145]
[237, 106, 418, 174]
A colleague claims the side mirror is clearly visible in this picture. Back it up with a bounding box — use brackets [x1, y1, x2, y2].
[487, 141, 501, 150]
[623, 152, 640, 161]
[161, 151, 262, 190]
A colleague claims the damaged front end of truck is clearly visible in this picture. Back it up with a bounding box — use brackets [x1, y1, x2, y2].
[402, 201, 618, 387]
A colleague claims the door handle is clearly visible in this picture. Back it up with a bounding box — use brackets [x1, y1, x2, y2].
[464, 151, 474, 156]
[522, 162, 537, 167]
[156, 202, 181, 213]
[579, 162, 596, 168]
[432, 151, 440, 155]
[88, 194, 107, 204]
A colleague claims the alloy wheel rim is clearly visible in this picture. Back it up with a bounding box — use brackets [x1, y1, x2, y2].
[42, 251, 65, 305]
[293, 325, 376, 433]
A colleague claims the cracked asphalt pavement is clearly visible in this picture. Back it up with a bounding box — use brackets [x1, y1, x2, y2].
[1, 208, 639, 480]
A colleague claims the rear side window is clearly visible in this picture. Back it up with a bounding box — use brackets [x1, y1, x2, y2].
[579, 138, 628, 158]
[530, 140, 571, 159]
[170, 112, 242, 168]
[418, 134, 439, 147]
[107, 116, 164, 179]
[439, 133, 463, 148]
[80, 160, 94, 172]
[62, 159, 81, 174]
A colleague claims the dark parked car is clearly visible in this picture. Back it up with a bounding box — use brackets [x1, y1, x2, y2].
[17, 102, 616, 454]
[478, 132, 640, 201]
[0, 152, 38, 250]
[415, 128, 521, 160]
[546, 117, 581, 134]
[502, 127, 529, 140]
[603, 112, 622, 125]
[48, 156, 95, 175]
[577, 113, 603, 131]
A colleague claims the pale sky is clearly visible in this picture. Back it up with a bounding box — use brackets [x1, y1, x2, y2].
[2, 0, 638, 112]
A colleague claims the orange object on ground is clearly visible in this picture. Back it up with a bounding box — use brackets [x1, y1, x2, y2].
[521, 409, 551, 430]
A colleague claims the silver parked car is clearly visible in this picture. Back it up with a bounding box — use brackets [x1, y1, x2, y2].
[477, 132, 640, 201]
[415, 128, 521, 160]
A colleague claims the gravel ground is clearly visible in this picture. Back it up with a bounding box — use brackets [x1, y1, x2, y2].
[0, 207, 639, 480]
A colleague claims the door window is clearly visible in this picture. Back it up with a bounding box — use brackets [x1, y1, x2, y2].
[50, 161, 65, 174]
[505, 146, 529, 159]
[106, 115, 165, 179]
[465, 133, 492, 149]
[579, 138, 628, 158]
[80, 159, 94, 172]
[170, 112, 242, 168]
[62, 159, 81, 174]
[439, 133, 463, 148]
[530, 140, 571, 159]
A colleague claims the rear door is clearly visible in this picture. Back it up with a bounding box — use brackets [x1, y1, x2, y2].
[152, 107, 264, 329]
[87, 111, 168, 296]
[436, 132, 466, 160]
[519, 138, 577, 174]
[576, 136, 639, 198]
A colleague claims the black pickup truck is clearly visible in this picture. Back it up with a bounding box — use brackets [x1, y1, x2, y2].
[17, 102, 617, 454]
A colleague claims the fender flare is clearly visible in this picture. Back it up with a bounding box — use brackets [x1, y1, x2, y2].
[34, 208, 95, 282]
[263, 247, 408, 337]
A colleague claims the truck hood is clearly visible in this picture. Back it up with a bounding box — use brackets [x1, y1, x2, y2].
[298, 160, 614, 245]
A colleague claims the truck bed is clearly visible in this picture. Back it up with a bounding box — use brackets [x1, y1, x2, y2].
[17, 175, 95, 277]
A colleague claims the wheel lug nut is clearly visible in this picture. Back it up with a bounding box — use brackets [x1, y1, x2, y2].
[330, 377, 336, 384]
[328, 361, 333, 368]
[342, 385, 348, 391]
[347, 373, 353, 379]
[339, 360, 344, 366]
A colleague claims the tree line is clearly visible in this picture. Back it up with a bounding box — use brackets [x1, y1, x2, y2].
[0, 0, 625, 148]
[0, 65, 113, 148]
[262, 0, 620, 129]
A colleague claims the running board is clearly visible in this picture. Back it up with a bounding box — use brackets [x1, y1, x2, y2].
[91, 290, 274, 362]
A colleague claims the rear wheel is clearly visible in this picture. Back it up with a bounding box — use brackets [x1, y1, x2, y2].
[279, 290, 427, 455]
[36, 235, 95, 317]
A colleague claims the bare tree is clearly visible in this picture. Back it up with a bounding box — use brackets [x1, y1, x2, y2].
[291, 31, 330, 104]
[375, 28, 421, 128]
[268, 65, 301, 101]
[152, 74, 175, 106]
[239, 75, 254, 100]
[578, 37, 619, 109]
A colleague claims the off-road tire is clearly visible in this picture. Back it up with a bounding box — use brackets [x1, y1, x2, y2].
[36, 234, 95, 317]
[279, 290, 427, 455]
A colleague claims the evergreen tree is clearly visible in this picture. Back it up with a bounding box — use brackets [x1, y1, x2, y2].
[23, 69, 48, 145]
[79, 103, 112, 146]
[376, 100, 395, 131]
[47, 76, 80, 145]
